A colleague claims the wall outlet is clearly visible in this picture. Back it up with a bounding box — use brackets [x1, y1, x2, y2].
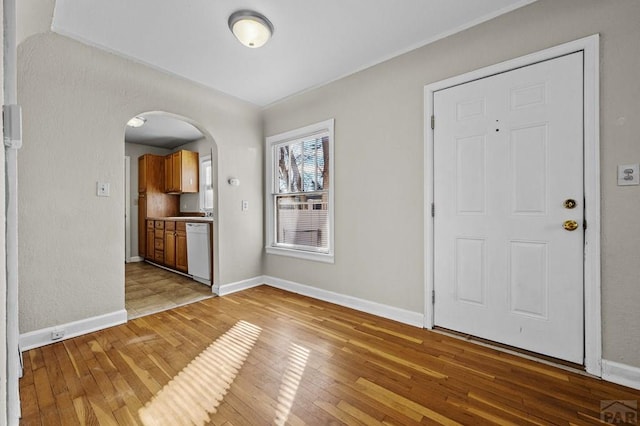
[242, 200, 249, 211]
[51, 329, 65, 340]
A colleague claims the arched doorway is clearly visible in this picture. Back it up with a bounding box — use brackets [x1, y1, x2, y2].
[123, 111, 219, 318]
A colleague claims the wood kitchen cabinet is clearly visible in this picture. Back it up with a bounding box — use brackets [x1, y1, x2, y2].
[143, 218, 213, 281]
[138, 193, 148, 257]
[146, 220, 155, 260]
[138, 154, 163, 193]
[175, 222, 188, 272]
[154, 221, 164, 263]
[164, 221, 176, 268]
[138, 154, 179, 258]
[146, 219, 188, 273]
[164, 150, 199, 193]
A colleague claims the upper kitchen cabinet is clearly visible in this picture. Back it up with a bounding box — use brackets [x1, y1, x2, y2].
[138, 154, 164, 193]
[164, 150, 199, 193]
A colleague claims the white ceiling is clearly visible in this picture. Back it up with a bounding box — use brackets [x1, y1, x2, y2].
[52, 0, 537, 107]
[124, 112, 204, 148]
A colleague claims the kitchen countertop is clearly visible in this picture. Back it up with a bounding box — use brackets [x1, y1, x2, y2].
[147, 216, 214, 222]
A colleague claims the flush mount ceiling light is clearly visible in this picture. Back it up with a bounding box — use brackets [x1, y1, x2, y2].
[228, 10, 274, 48]
[127, 116, 146, 128]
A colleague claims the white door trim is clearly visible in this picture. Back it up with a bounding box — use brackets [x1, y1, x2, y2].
[424, 34, 601, 376]
[124, 156, 131, 262]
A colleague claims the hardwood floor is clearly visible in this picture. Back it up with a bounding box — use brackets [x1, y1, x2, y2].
[125, 262, 213, 319]
[20, 285, 639, 425]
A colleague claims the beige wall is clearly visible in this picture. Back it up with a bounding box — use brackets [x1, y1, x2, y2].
[17, 32, 263, 333]
[264, 0, 640, 367]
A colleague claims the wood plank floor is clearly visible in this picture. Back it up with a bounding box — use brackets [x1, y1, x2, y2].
[20, 285, 640, 425]
[125, 262, 213, 319]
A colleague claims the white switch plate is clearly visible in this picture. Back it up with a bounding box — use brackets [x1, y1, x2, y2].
[242, 200, 249, 211]
[97, 182, 110, 196]
[617, 164, 639, 186]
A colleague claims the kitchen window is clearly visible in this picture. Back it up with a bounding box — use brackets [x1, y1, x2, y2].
[200, 156, 213, 212]
[265, 119, 334, 263]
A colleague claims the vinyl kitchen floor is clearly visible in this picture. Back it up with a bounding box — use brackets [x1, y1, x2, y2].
[125, 261, 214, 319]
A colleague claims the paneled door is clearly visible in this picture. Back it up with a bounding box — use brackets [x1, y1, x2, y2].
[433, 52, 584, 363]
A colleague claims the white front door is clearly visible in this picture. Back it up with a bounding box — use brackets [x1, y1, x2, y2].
[433, 52, 584, 364]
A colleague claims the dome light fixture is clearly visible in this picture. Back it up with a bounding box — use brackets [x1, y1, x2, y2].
[127, 116, 147, 128]
[228, 10, 274, 48]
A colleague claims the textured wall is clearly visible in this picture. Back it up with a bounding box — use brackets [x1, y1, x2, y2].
[18, 33, 263, 333]
[264, 0, 640, 367]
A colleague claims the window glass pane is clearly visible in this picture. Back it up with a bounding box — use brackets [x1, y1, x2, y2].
[276, 134, 329, 194]
[201, 159, 213, 210]
[302, 139, 316, 191]
[319, 136, 329, 190]
[289, 142, 303, 193]
[205, 162, 212, 188]
[277, 145, 291, 193]
[276, 194, 329, 252]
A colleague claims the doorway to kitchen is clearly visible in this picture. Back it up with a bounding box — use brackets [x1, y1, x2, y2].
[123, 111, 219, 319]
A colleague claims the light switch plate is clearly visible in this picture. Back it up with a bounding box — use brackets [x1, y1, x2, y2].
[617, 164, 639, 186]
[97, 182, 110, 197]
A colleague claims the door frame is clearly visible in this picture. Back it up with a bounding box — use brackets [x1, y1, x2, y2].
[423, 34, 601, 376]
[124, 156, 131, 262]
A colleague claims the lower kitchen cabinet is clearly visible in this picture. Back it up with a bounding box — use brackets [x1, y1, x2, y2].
[176, 222, 188, 272]
[164, 221, 176, 268]
[154, 221, 164, 263]
[146, 221, 155, 261]
[146, 219, 189, 274]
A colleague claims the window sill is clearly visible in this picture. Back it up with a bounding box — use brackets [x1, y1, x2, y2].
[265, 246, 334, 264]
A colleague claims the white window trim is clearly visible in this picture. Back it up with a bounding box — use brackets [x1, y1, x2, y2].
[265, 119, 335, 263]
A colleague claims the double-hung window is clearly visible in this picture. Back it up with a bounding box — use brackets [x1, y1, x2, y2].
[266, 119, 334, 263]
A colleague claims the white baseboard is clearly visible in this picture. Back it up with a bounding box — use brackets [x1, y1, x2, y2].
[263, 276, 424, 327]
[215, 276, 264, 296]
[126, 256, 143, 263]
[602, 359, 640, 390]
[19, 309, 128, 352]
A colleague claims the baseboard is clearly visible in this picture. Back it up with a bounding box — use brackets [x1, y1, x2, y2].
[602, 359, 640, 390]
[19, 309, 128, 352]
[126, 256, 143, 263]
[263, 276, 424, 327]
[215, 276, 264, 296]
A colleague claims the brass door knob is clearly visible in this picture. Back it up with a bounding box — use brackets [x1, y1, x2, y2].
[563, 220, 579, 231]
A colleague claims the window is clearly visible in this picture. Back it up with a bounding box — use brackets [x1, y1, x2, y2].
[266, 119, 334, 263]
[200, 156, 213, 212]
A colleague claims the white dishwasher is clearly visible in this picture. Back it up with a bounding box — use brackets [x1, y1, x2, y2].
[186, 223, 211, 285]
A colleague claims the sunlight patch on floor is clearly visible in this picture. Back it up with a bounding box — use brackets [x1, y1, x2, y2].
[274, 342, 310, 425]
[138, 320, 262, 426]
